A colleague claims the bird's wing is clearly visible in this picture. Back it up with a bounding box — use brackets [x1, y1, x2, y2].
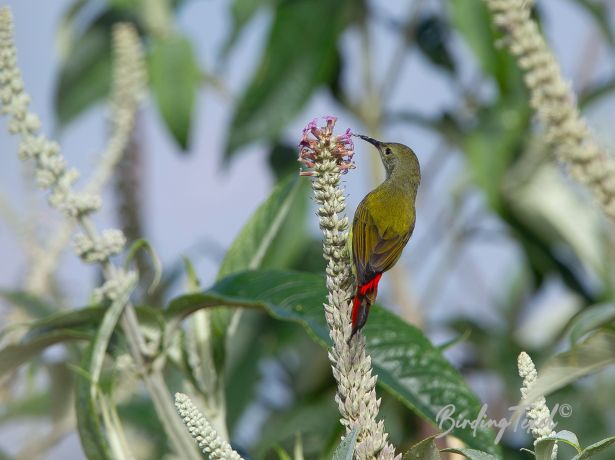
[352, 203, 411, 285]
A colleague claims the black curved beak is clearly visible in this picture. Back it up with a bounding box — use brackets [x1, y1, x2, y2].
[355, 134, 382, 148]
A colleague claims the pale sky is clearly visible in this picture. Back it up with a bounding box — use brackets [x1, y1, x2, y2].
[1, 0, 614, 457]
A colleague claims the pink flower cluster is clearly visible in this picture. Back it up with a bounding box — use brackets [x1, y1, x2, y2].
[297, 116, 355, 176]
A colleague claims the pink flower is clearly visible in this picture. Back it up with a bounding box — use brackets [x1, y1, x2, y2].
[297, 116, 355, 176]
[297, 115, 355, 176]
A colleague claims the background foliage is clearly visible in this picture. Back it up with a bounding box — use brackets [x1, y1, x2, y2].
[1, 0, 615, 459]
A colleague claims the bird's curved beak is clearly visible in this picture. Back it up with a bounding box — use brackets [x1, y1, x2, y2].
[355, 134, 382, 149]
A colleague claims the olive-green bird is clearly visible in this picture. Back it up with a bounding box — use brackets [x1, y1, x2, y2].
[350, 135, 421, 339]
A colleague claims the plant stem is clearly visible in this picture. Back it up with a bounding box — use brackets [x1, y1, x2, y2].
[121, 307, 203, 460]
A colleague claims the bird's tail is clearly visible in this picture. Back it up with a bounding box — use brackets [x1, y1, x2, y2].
[350, 273, 382, 340]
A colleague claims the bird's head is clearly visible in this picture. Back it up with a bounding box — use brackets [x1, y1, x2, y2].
[355, 134, 420, 180]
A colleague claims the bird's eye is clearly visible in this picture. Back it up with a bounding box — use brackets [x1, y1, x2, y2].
[385, 147, 392, 155]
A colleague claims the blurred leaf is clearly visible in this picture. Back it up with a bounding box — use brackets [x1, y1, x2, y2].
[0, 289, 57, 318]
[437, 329, 471, 351]
[568, 303, 615, 344]
[0, 391, 51, 423]
[88, 290, 133, 404]
[56, 0, 84, 52]
[403, 436, 441, 460]
[465, 99, 530, 211]
[48, 362, 74, 420]
[524, 330, 615, 404]
[124, 238, 163, 294]
[223, 316, 266, 431]
[566, 0, 615, 48]
[534, 438, 556, 460]
[555, 430, 582, 450]
[225, 0, 349, 158]
[415, 15, 455, 73]
[289, 238, 327, 274]
[332, 427, 357, 460]
[259, 181, 309, 269]
[294, 434, 304, 460]
[448, 0, 497, 75]
[218, 175, 302, 277]
[572, 435, 615, 459]
[183, 256, 201, 290]
[254, 390, 340, 458]
[274, 446, 292, 460]
[268, 143, 301, 180]
[149, 34, 200, 150]
[509, 160, 610, 279]
[223, 0, 272, 54]
[385, 110, 464, 146]
[535, 431, 581, 460]
[165, 270, 500, 454]
[75, 346, 113, 460]
[0, 305, 161, 379]
[579, 75, 615, 109]
[54, 14, 112, 129]
[0, 329, 91, 379]
[448, 0, 524, 94]
[118, 397, 167, 454]
[211, 176, 304, 372]
[441, 448, 498, 459]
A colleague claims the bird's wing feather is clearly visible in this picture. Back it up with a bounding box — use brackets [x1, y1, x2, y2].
[352, 202, 411, 285]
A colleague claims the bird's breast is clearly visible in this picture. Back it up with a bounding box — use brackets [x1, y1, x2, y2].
[367, 185, 415, 234]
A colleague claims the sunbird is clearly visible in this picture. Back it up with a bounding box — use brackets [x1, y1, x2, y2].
[350, 135, 421, 339]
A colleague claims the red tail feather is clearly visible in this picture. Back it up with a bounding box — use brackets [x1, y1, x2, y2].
[351, 273, 382, 338]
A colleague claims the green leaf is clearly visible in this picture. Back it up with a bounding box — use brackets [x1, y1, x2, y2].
[415, 15, 455, 73]
[0, 305, 161, 379]
[332, 427, 357, 460]
[124, 238, 163, 294]
[555, 430, 582, 451]
[165, 270, 500, 454]
[534, 437, 557, 460]
[274, 446, 292, 460]
[437, 329, 471, 351]
[75, 347, 113, 460]
[88, 289, 134, 399]
[54, 16, 112, 129]
[568, 303, 615, 344]
[0, 391, 52, 423]
[218, 176, 303, 277]
[225, 0, 348, 158]
[210, 176, 305, 371]
[268, 143, 303, 181]
[74, 282, 135, 460]
[0, 329, 91, 379]
[441, 448, 498, 459]
[223, 0, 272, 55]
[48, 362, 74, 420]
[465, 99, 530, 211]
[0, 289, 57, 318]
[449, 0, 495, 74]
[403, 436, 441, 460]
[149, 34, 200, 150]
[535, 431, 581, 460]
[182, 256, 201, 291]
[448, 0, 524, 94]
[571, 435, 615, 459]
[523, 330, 615, 404]
[252, 385, 340, 457]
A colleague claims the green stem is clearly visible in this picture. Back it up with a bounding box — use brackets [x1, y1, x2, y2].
[121, 306, 203, 460]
